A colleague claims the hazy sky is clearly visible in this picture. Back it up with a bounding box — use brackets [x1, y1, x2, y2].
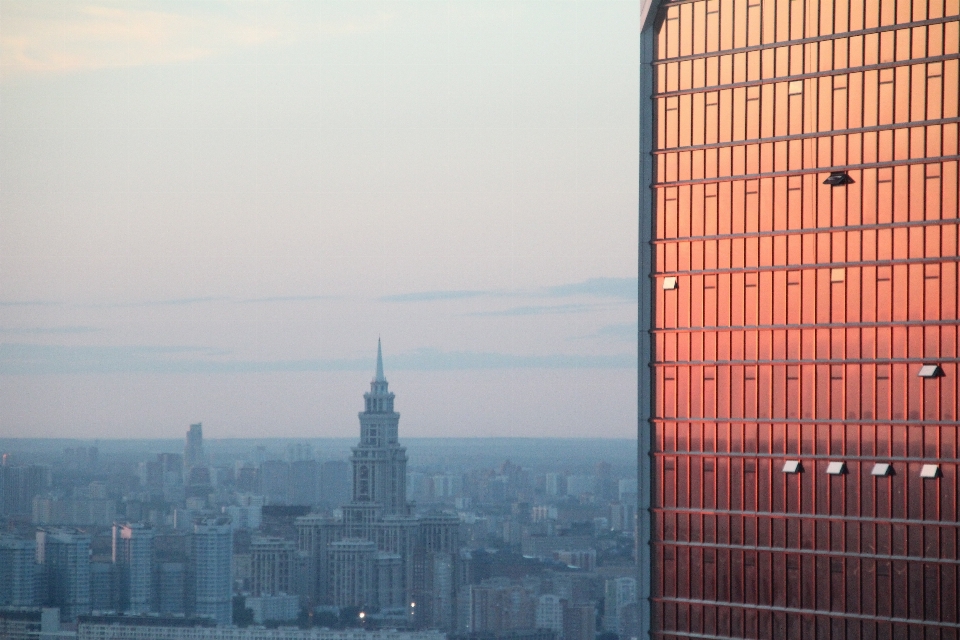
[0, 1, 640, 440]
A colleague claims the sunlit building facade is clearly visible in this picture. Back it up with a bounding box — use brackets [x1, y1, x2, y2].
[638, 0, 959, 638]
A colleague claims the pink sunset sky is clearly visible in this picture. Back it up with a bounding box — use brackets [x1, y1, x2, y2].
[0, 1, 639, 439]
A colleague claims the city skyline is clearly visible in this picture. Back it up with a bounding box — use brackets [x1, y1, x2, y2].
[0, 1, 640, 440]
[1, 367, 638, 633]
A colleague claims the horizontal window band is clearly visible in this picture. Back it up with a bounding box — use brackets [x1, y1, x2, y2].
[652, 319, 960, 332]
[651, 117, 960, 156]
[652, 255, 960, 278]
[650, 596, 960, 631]
[652, 506, 960, 528]
[653, 629, 942, 640]
[652, 155, 960, 188]
[655, 322, 956, 333]
[651, 11, 957, 67]
[652, 53, 960, 99]
[655, 451, 959, 463]
[662, 540, 960, 566]
[649, 416, 960, 427]
[651, 418, 960, 429]
[652, 357, 960, 366]
[651, 634, 882, 640]
[651, 635, 854, 640]
[652, 219, 960, 246]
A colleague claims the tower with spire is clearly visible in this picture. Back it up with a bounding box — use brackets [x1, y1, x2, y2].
[345, 339, 409, 530]
[296, 341, 460, 629]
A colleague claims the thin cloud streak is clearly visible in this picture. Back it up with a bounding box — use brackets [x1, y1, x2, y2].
[0, 300, 63, 307]
[79, 296, 231, 309]
[381, 277, 638, 305]
[1, 2, 395, 79]
[0, 326, 100, 335]
[391, 348, 633, 371]
[0, 295, 335, 309]
[238, 295, 339, 304]
[541, 277, 638, 300]
[586, 322, 638, 341]
[0, 343, 633, 375]
[380, 290, 489, 303]
[468, 303, 598, 317]
[0, 278, 635, 310]
[0, 343, 217, 375]
[1, 3, 274, 78]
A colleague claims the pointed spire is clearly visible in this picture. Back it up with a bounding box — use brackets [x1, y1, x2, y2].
[375, 338, 386, 382]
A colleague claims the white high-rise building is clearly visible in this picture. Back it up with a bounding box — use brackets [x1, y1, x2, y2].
[602, 577, 636, 635]
[113, 522, 153, 614]
[0, 534, 38, 606]
[536, 594, 564, 639]
[545, 473, 566, 497]
[193, 517, 233, 625]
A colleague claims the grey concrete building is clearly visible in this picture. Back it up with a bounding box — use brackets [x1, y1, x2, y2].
[36, 528, 91, 621]
[192, 517, 232, 625]
[112, 523, 153, 615]
[0, 534, 38, 607]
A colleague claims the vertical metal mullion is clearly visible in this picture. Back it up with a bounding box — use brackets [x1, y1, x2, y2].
[639, 3, 661, 638]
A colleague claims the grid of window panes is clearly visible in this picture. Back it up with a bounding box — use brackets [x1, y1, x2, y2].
[649, 0, 960, 638]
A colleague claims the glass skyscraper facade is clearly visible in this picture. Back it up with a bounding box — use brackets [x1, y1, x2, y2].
[638, 0, 959, 638]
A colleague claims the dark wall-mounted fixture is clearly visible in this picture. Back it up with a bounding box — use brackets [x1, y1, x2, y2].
[823, 171, 854, 186]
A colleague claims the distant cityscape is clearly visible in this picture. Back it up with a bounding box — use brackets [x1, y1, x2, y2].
[0, 345, 638, 640]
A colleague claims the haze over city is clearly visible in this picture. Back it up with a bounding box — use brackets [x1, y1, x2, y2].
[0, 1, 640, 439]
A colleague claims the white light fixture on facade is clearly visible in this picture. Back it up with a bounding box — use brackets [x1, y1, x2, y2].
[918, 365, 944, 378]
[782, 460, 802, 474]
[663, 277, 678, 290]
[826, 462, 847, 475]
[871, 463, 894, 476]
[920, 464, 941, 479]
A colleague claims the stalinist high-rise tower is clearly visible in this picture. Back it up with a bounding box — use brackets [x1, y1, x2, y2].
[343, 340, 410, 537]
[297, 341, 461, 630]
